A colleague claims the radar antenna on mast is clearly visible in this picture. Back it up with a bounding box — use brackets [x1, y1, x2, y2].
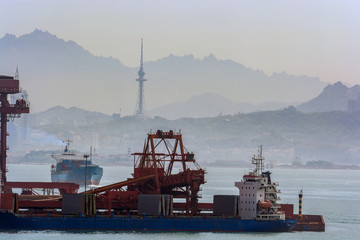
[252, 145, 265, 176]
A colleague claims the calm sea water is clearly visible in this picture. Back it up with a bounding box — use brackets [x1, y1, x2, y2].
[1, 164, 360, 240]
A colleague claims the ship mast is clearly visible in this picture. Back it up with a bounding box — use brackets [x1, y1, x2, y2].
[252, 145, 264, 176]
[63, 139, 73, 152]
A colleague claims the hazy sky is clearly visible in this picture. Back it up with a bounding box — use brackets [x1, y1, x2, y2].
[1, 0, 359, 85]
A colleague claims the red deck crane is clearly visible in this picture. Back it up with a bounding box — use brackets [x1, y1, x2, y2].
[0, 76, 29, 191]
[83, 130, 206, 215]
[1, 75, 79, 211]
[130, 130, 206, 215]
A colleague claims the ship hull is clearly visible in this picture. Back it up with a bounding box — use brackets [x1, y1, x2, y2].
[51, 166, 103, 186]
[0, 212, 296, 232]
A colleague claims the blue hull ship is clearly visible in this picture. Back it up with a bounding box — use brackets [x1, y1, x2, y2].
[0, 212, 297, 232]
[51, 140, 103, 186]
[51, 164, 103, 186]
[0, 132, 314, 233]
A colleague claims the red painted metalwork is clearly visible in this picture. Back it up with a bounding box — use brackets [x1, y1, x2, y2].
[0, 76, 80, 210]
[0, 76, 29, 189]
[3, 128, 206, 215]
[173, 202, 213, 211]
[279, 203, 294, 218]
[82, 174, 155, 195]
[129, 130, 206, 215]
[17, 200, 62, 209]
[280, 204, 325, 231]
[0, 193, 17, 211]
[80, 130, 206, 215]
[5, 182, 79, 195]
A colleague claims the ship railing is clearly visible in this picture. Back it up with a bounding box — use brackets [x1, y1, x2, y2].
[265, 192, 277, 198]
[271, 205, 281, 209]
[267, 196, 281, 201]
[24, 214, 243, 220]
[127, 215, 242, 220]
[256, 214, 281, 221]
[266, 189, 278, 193]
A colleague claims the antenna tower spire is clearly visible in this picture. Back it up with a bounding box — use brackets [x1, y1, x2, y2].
[15, 66, 19, 80]
[134, 38, 147, 116]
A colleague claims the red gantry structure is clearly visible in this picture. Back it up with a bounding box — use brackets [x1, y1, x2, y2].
[130, 130, 206, 215]
[0, 76, 29, 190]
[0, 75, 79, 210]
[83, 130, 206, 215]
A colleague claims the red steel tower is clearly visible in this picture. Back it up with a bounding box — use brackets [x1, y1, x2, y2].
[0, 75, 29, 191]
[131, 130, 205, 215]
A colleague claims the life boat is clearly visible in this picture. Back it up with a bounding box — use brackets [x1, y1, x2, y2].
[259, 200, 272, 209]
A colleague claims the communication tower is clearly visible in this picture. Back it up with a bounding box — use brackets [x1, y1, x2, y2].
[134, 39, 147, 116]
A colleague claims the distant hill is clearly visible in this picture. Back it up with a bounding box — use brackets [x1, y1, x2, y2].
[297, 81, 360, 112]
[0, 30, 135, 114]
[149, 93, 294, 119]
[8, 106, 112, 154]
[145, 54, 326, 111]
[28, 106, 112, 127]
[0, 30, 327, 116]
[11, 105, 360, 166]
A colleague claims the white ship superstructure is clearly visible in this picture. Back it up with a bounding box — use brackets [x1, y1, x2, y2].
[235, 146, 284, 220]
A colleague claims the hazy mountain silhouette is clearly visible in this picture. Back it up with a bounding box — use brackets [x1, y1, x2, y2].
[297, 82, 360, 112]
[18, 105, 360, 165]
[0, 30, 135, 114]
[1, 30, 327, 116]
[145, 54, 326, 111]
[28, 105, 112, 127]
[150, 93, 294, 119]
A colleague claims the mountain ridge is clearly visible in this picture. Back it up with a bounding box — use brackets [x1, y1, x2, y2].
[14, 105, 360, 166]
[1, 29, 327, 115]
[149, 93, 294, 119]
[297, 81, 360, 112]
